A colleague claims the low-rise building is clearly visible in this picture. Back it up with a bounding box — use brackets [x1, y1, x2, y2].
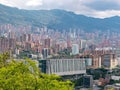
[39, 58, 86, 76]
[104, 84, 120, 90]
[83, 75, 93, 88]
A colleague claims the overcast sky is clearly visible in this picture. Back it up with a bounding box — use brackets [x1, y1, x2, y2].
[0, 0, 120, 18]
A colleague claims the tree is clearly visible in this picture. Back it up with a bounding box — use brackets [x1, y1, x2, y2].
[0, 52, 74, 90]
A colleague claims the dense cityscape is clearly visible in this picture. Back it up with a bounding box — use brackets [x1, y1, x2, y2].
[0, 23, 120, 90]
[0, 1, 120, 90]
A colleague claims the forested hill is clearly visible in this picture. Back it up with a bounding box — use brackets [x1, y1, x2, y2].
[0, 4, 120, 32]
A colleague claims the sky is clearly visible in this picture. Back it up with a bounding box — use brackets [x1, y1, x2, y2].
[0, 0, 120, 18]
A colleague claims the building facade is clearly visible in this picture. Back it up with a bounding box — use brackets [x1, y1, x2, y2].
[72, 44, 79, 55]
[39, 59, 86, 76]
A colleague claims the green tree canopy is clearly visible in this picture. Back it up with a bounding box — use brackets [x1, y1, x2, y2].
[0, 52, 73, 90]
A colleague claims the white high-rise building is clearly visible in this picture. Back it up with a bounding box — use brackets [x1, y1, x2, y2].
[72, 44, 79, 55]
[79, 40, 87, 49]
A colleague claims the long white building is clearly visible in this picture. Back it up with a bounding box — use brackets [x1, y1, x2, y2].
[39, 59, 86, 76]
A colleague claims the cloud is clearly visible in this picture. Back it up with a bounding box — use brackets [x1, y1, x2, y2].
[93, 10, 120, 18]
[84, 0, 120, 11]
[0, 0, 43, 9]
[0, 0, 120, 18]
[26, 0, 42, 7]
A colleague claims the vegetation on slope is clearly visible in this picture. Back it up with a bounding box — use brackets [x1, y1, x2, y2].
[0, 4, 120, 32]
[0, 52, 73, 90]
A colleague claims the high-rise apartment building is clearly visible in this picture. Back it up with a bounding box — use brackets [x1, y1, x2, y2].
[44, 38, 51, 48]
[101, 54, 118, 69]
[42, 48, 50, 59]
[0, 37, 16, 53]
[72, 44, 79, 55]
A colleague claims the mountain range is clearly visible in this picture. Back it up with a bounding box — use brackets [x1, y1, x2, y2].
[0, 4, 120, 32]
